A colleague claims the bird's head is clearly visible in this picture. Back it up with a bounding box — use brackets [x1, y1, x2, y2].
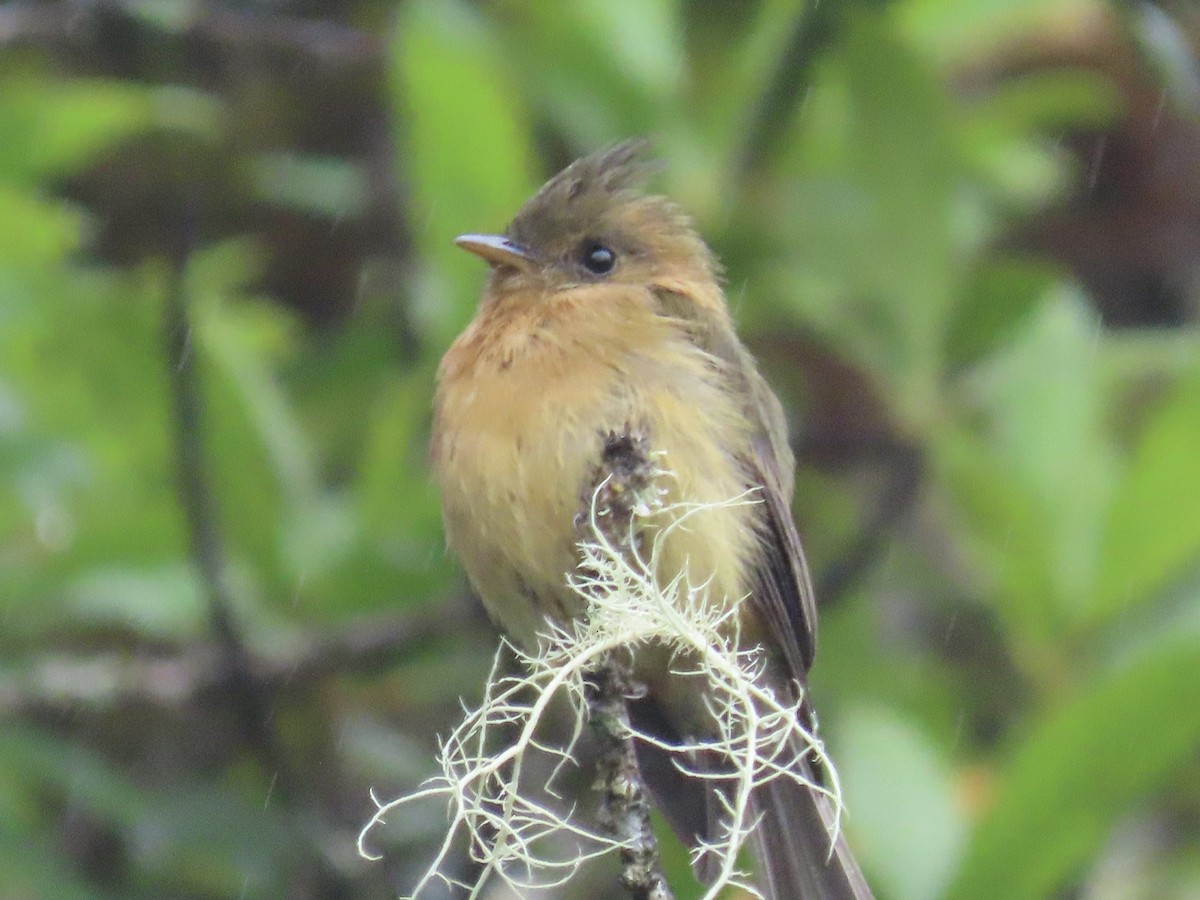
[456, 140, 720, 300]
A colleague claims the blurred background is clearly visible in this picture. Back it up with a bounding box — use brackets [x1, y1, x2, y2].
[1, 0, 1199, 897]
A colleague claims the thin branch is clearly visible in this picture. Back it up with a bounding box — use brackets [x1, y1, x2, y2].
[578, 431, 674, 900]
[0, 2, 382, 67]
[801, 437, 923, 608]
[733, 0, 840, 184]
[586, 658, 674, 900]
[0, 600, 478, 719]
[162, 252, 295, 788]
[161, 250, 357, 894]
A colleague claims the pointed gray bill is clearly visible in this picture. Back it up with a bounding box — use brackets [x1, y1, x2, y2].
[454, 234, 533, 271]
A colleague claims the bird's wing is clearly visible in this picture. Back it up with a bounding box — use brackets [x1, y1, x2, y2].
[649, 289, 874, 899]
[745, 420, 818, 677]
[652, 287, 817, 680]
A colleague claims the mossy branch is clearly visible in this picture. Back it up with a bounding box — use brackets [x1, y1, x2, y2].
[359, 431, 843, 899]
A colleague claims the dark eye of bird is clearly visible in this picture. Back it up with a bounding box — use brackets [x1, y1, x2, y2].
[580, 242, 616, 275]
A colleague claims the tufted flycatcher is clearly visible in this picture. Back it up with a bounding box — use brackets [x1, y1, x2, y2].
[432, 141, 872, 899]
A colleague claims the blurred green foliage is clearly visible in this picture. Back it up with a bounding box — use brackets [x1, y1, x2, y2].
[1, 0, 1198, 898]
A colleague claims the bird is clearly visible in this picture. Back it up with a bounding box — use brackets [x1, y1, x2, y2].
[431, 140, 873, 899]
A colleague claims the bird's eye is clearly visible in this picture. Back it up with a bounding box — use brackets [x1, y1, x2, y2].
[580, 242, 616, 276]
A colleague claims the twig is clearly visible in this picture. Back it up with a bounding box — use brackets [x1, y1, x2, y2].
[0, 600, 480, 718]
[359, 456, 835, 897]
[734, 0, 839, 184]
[802, 437, 923, 608]
[0, 1, 382, 66]
[162, 253, 297, 792]
[578, 431, 675, 900]
[163, 248, 380, 893]
[585, 658, 674, 900]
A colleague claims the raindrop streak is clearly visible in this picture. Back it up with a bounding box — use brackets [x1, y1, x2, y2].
[951, 711, 966, 753]
[264, 771, 279, 809]
[1151, 91, 1167, 133]
[174, 325, 193, 373]
[942, 609, 959, 646]
[292, 572, 307, 608]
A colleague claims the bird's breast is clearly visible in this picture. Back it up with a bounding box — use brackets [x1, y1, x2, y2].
[433, 289, 761, 648]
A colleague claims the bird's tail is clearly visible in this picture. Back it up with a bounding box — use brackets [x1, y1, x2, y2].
[747, 757, 874, 900]
[631, 694, 873, 898]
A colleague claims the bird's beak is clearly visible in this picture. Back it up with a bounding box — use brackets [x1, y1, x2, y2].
[455, 234, 533, 272]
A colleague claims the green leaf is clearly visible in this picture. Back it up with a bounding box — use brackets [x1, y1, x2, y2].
[958, 69, 1116, 216]
[964, 67, 1118, 139]
[838, 707, 965, 900]
[899, 0, 1090, 68]
[250, 153, 369, 219]
[946, 292, 1117, 632]
[0, 187, 82, 270]
[0, 77, 152, 183]
[355, 372, 440, 539]
[0, 727, 149, 822]
[772, 12, 960, 413]
[0, 264, 190, 625]
[69, 562, 204, 638]
[837, 13, 959, 365]
[497, 0, 684, 148]
[946, 634, 1200, 900]
[944, 259, 1056, 369]
[189, 246, 326, 597]
[687, 0, 811, 175]
[195, 267, 315, 506]
[1094, 372, 1200, 621]
[390, 0, 538, 345]
[0, 726, 292, 896]
[317, 370, 454, 614]
[933, 424, 1062, 645]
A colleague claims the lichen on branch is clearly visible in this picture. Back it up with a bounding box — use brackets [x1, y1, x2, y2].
[358, 451, 844, 900]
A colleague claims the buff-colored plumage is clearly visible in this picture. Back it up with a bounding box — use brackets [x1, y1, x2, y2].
[432, 141, 871, 899]
[435, 278, 758, 648]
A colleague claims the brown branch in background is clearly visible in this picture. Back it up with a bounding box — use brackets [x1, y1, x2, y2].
[806, 438, 923, 608]
[1, 0, 414, 335]
[161, 252, 296, 790]
[578, 431, 675, 900]
[0, 2, 382, 65]
[0, 600, 476, 719]
[160, 252, 361, 895]
[734, 0, 840, 183]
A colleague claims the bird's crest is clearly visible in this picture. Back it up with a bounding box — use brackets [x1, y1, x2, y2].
[507, 140, 661, 249]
